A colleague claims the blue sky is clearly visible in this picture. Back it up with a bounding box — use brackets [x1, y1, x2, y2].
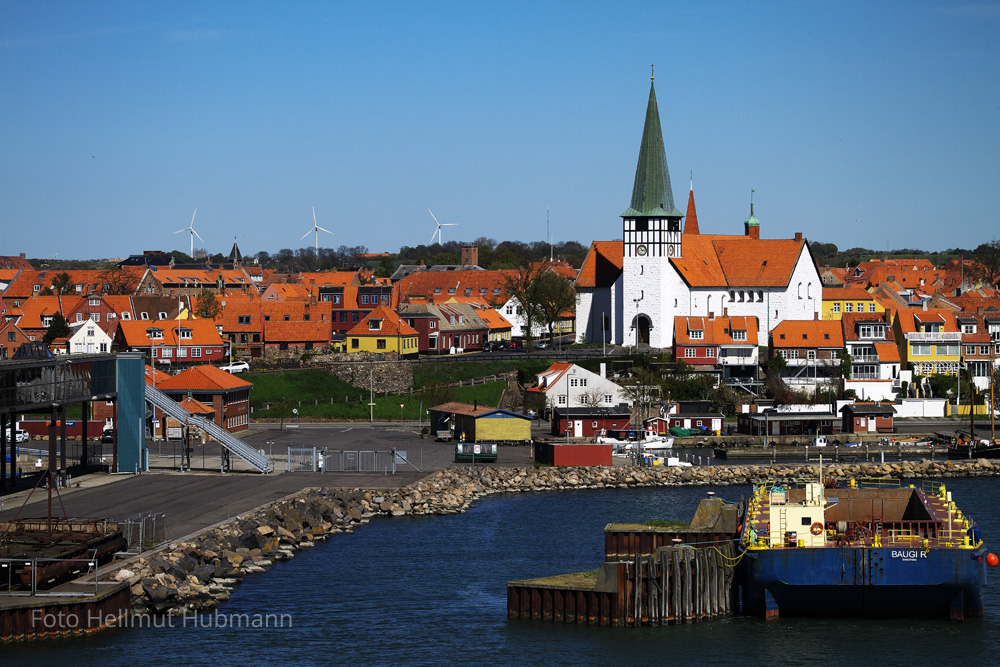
[2, 1, 998, 260]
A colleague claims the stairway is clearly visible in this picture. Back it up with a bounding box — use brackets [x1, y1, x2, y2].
[145, 385, 272, 473]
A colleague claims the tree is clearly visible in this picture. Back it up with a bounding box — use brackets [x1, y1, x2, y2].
[375, 255, 395, 278]
[619, 367, 662, 425]
[969, 240, 1000, 286]
[43, 311, 71, 344]
[501, 264, 545, 344]
[532, 270, 577, 347]
[98, 266, 140, 294]
[194, 288, 223, 320]
[49, 272, 74, 295]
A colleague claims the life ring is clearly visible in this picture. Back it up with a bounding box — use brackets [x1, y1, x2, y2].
[810, 522, 824, 536]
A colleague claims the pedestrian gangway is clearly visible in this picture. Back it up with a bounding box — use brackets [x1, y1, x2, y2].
[144, 384, 272, 473]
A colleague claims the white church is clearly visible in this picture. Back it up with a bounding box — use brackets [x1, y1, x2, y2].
[576, 78, 822, 350]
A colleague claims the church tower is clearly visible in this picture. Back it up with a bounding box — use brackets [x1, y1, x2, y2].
[620, 75, 683, 347]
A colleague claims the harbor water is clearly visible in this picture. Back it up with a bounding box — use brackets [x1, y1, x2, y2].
[4, 477, 999, 666]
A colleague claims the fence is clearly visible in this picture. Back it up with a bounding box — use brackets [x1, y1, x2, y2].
[115, 512, 166, 553]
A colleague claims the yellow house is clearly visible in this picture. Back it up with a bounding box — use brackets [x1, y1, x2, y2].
[821, 286, 883, 320]
[893, 309, 961, 378]
[345, 305, 419, 358]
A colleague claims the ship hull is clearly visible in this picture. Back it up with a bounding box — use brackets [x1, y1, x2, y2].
[741, 544, 987, 618]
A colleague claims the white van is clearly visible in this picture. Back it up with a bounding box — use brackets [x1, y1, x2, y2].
[812, 436, 828, 447]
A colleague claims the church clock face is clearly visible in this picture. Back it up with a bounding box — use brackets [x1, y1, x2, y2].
[667, 245, 675, 257]
[636, 244, 647, 256]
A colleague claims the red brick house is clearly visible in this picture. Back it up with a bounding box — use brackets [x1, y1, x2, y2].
[155, 365, 252, 433]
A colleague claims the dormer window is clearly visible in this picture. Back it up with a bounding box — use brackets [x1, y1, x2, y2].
[962, 324, 976, 334]
[158, 312, 167, 320]
[689, 329, 704, 340]
[178, 328, 192, 340]
[147, 328, 163, 340]
[369, 319, 382, 331]
[89, 298, 100, 306]
[732, 330, 747, 341]
[42, 315, 53, 327]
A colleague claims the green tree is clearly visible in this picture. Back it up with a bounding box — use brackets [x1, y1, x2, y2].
[375, 255, 395, 278]
[532, 270, 576, 347]
[501, 264, 545, 344]
[970, 240, 1000, 286]
[43, 311, 71, 344]
[49, 272, 74, 295]
[194, 288, 223, 320]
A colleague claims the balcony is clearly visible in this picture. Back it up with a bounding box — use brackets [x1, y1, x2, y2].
[905, 331, 961, 343]
[851, 354, 879, 363]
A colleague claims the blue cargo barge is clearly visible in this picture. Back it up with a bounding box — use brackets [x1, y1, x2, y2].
[739, 476, 989, 620]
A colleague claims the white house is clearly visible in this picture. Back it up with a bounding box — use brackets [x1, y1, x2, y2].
[576, 79, 822, 350]
[67, 316, 113, 354]
[526, 362, 629, 412]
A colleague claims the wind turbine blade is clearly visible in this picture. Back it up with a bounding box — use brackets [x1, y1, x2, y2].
[430, 229, 438, 243]
[316, 226, 334, 235]
[190, 209, 197, 226]
[428, 208, 440, 226]
[173, 228, 187, 234]
[193, 229, 204, 243]
[301, 230, 313, 240]
[442, 223, 457, 227]
[312, 206, 317, 226]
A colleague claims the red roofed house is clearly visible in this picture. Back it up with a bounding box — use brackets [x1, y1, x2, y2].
[576, 80, 822, 349]
[344, 305, 419, 359]
[841, 311, 903, 401]
[769, 318, 845, 393]
[673, 314, 760, 389]
[156, 365, 252, 433]
[525, 362, 628, 417]
[115, 319, 227, 366]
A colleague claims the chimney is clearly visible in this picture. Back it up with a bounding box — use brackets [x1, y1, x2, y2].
[814, 311, 819, 320]
[600, 362, 606, 379]
[723, 307, 728, 317]
[794, 232, 802, 242]
[708, 311, 715, 320]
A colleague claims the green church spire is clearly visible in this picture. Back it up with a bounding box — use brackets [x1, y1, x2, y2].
[622, 80, 683, 219]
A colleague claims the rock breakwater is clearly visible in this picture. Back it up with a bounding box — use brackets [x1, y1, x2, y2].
[117, 458, 997, 615]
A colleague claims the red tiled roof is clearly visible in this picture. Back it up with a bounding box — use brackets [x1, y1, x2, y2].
[156, 364, 252, 391]
[263, 319, 331, 343]
[576, 241, 624, 289]
[674, 315, 759, 346]
[117, 319, 225, 347]
[346, 305, 418, 337]
[770, 319, 844, 348]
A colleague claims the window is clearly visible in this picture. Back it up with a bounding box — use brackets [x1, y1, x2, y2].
[369, 319, 382, 330]
[732, 330, 747, 341]
[706, 348, 715, 358]
[93, 313, 100, 322]
[448, 288, 455, 295]
[580, 378, 587, 387]
[506, 306, 513, 315]
[868, 303, 876, 313]
[351, 338, 359, 349]
[158, 312, 167, 319]
[283, 315, 290, 321]
[264, 315, 271, 322]
[42, 316, 53, 327]
[807, 350, 816, 360]
[7, 331, 15, 342]
[492, 288, 500, 296]
[980, 345, 990, 355]
[89, 298, 100, 306]
[100, 342, 108, 352]
[87, 327, 95, 337]
[684, 348, 696, 358]
[778, 350, 788, 359]
[191, 348, 201, 358]
[140, 312, 149, 320]
[76, 313, 83, 322]
[911, 344, 931, 356]
[788, 350, 799, 359]
[161, 348, 172, 358]
[178, 329, 192, 339]
[361, 295, 368, 305]
[177, 348, 187, 358]
[121, 312, 131, 320]
[689, 329, 704, 339]
[429, 321, 436, 329]
[965, 345, 975, 355]
[33, 284, 41, 292]
[604, 395, 613, 404]
[340, 312, 348, 322]
[832, 303, 841, 313]
[570, 378, 578, 387]
[936, 344, 959, 356]
[557, 395, 567, 406]
[352, 313, 359, 322]
[845, 303, 853, 313]
[377, 339, 386, 350]
[108, 312, 116, 320]
[962, 324, 976, 334]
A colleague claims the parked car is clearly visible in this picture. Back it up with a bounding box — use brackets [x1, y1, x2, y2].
[5, 428, 28, 443]
[535, 340, 548, 349]
[508, 339, 523, 349]
[101, 427, 114, 443]
[219, 361, 250, 374]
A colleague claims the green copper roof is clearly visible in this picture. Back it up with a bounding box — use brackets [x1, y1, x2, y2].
[744, 204, 760, 226]
[621, 81, 683, 219]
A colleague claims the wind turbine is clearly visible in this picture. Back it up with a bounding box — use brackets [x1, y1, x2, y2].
[174, 209, 204, 258]
[301, 206, 333, 256]
[428, 208, 457, 246]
